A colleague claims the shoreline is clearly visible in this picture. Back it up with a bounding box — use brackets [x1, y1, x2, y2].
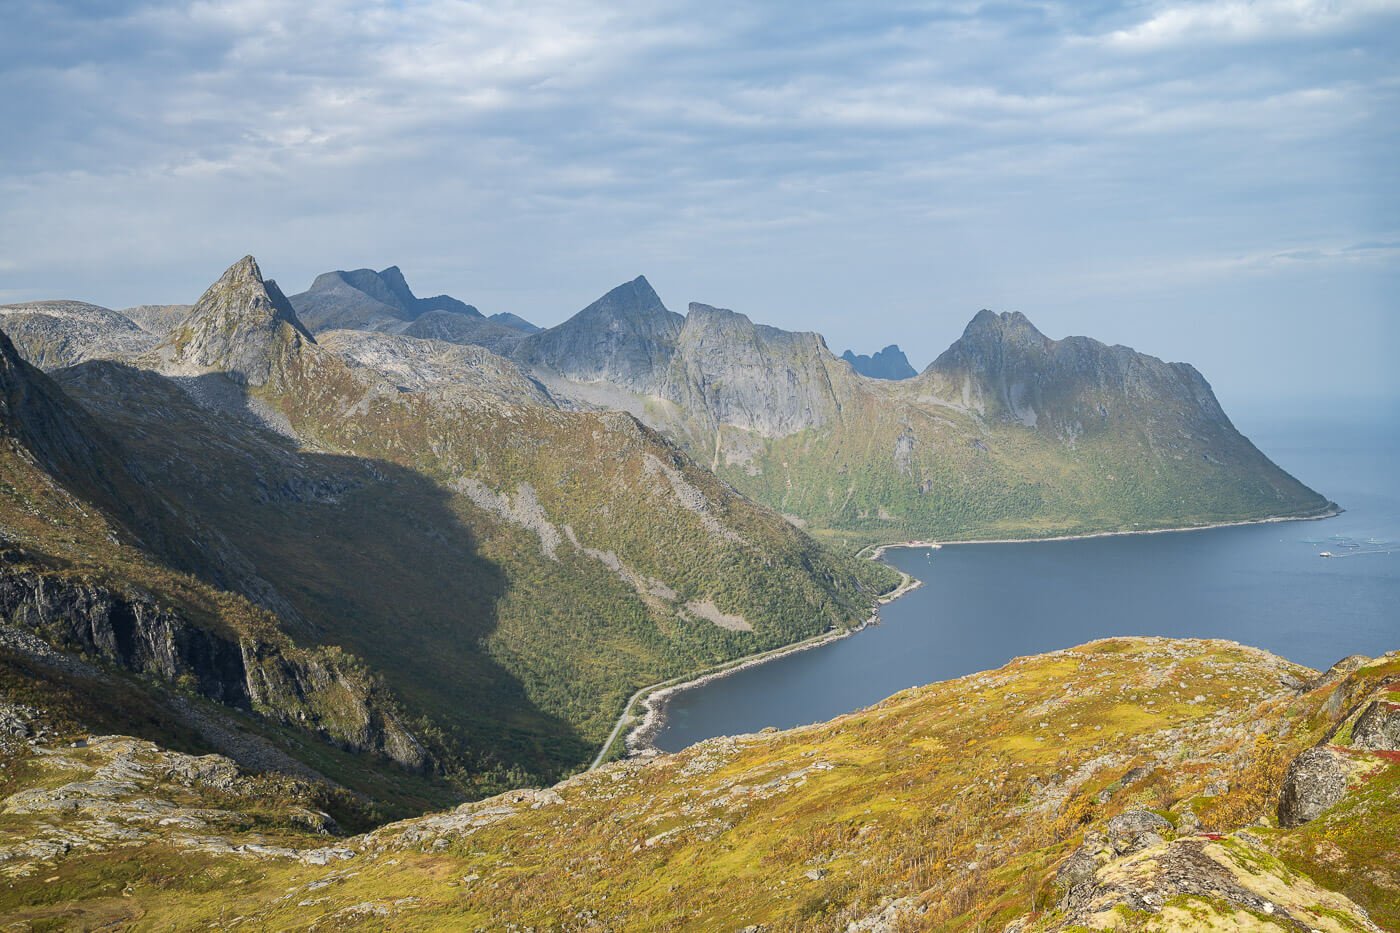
[590, 569, 922, 769]
[593, 504, 1338, 768]
[862, 503, 1341, 556]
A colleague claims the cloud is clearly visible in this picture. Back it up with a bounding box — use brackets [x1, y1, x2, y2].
[0, 0, 1395, 403]
[1097, 0, 1400, 50]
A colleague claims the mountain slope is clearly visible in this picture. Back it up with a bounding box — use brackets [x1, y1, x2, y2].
[6, 256, 891, 798]
[4, 638, 1394, 930]
[0, 327, 474, 815]
[289, 265, 483, 333]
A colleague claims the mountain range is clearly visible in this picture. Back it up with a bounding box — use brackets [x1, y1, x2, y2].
[0, 257, 889, 814]
[427, 272, 1328, 547]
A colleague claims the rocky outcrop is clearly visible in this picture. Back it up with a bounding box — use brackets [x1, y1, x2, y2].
[1350, 699, 1400, 751]
[0, 733, 351, 879]
[240, 643, 428, 773]
[0, 564, 249, 706]
[0, 561, 428, 772]
[1054, 834, 1380, 931]
[841, 344, 916, 380]
[153, 256, 314, 388]
[1277, 745, 1350, 827]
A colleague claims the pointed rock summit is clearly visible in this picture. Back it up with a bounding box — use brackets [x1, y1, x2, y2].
[156, 256, 314, 387]
[512, 276, 683, 391]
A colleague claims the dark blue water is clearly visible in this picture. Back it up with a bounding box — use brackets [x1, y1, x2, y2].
[655, 410, 1400, 752]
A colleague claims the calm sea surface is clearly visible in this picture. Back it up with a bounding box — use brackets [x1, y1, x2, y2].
[654, 410, 1400, 752]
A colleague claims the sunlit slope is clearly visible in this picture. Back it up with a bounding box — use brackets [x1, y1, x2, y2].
[2, 638, 1394, 930]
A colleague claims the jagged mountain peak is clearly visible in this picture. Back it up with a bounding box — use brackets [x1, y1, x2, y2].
[961, 308, 1048, 342]
[155, 255, 314, 386]
[841, 344, 916, 380]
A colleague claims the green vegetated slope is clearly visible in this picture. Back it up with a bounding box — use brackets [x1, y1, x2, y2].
[724, 372, 1331, 549]
[2, 256, 891, 804]
[3, 638, 1394, 931]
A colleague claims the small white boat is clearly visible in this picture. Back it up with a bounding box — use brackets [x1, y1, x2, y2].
[1319, 551, 1334, 558]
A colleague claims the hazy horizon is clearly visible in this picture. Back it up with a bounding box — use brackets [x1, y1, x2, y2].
[3, 0, 1397, 403]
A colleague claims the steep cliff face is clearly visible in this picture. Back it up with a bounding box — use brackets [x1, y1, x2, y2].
[0, 559, 250, 707]
[663, 303, 843, 437]
[0, 557, 428, 771]
[926, 309, 1234, 434]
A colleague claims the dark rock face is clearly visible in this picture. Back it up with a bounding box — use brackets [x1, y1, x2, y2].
[0, 562, 427, 772]
[929, 309, 1231, 433]
[1278, 745, 1349, 827]
[841, 344, 916, 380]
[511, 276, 683, 392]
[1351, 700, 1400, 751]
[0, 565, 250, 707]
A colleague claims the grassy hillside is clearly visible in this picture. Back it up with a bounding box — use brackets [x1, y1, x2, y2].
[721, 381, 1333, 549]
[2, 638, 1393, 930]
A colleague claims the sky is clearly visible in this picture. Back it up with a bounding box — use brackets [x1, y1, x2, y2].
[2, 0, 1397, 407]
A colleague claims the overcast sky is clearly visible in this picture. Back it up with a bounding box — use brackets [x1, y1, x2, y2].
[2, 0, 1397, 405]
